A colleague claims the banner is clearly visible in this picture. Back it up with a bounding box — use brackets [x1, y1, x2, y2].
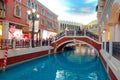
[28, 20, 39, 32]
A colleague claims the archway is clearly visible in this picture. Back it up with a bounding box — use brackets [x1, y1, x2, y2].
[54, 39, 100, 56]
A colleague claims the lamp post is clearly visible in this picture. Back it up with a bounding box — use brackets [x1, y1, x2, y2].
[27, 9, 39, 48]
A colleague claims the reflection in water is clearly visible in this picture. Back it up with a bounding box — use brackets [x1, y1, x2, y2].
[74, 46, 97, 56]
[59, 45, 98, 69]
[55, 46, 109, 80]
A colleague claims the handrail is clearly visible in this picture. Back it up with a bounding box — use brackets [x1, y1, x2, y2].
[53, 30, 99, 42]
[0, 39, 52, 50]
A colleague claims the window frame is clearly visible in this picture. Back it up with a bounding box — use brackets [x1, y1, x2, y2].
[16, 0, 21, 3]
[14, 5, 21, 18]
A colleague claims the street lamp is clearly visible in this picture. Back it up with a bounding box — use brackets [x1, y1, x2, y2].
[27, 9, 39, 48]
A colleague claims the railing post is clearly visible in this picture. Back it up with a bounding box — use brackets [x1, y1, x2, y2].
[65, 31, 67, 36]
[29, 40, 32, 48]
[41, 39, 42, 46]
[84, 29, 86, 36]
[48, 39, 50, 46]
[102, 42, 103, 49]
[13, 39, 16, 49]
[74, 30, 76, 36]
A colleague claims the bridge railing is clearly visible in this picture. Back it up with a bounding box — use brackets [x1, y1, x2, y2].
[54, 30, 99, 42]
[86, 30, 99, 41]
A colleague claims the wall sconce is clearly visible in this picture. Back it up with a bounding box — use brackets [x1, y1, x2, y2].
[102, 29, 106, 33]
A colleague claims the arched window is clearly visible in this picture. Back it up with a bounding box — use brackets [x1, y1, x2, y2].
[0, 0, 5, 17]
[14, 5, 21, 17]
[27, 0, 31, 8]
[16, 0, 21, 3]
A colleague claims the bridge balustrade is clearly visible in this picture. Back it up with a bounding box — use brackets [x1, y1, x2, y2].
[54, 30, 99, 42]
[86, 30, 99, 41]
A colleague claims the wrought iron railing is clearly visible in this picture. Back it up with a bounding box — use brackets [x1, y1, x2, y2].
[86, 30, 99, 41]
[103, 42, 104, 49]
[112, 42, 120, 61]
[106, 42, 109, 53]
[54, 30, 99, 42]
[0, 39, 51, 50]
[0, 39, 13, 49]
[15, 40, 30, 48]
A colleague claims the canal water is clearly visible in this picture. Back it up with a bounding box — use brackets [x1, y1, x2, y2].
[0, 46, 110, 80]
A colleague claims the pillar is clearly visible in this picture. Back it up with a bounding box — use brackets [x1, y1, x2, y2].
[74, 30, 76, 36]
[115, 24, 120, 41]
[2, 21, 9, 39]
[13, 39, 16, 49]
[109, 26, 114, 57]
[104, 32, 107, 52]
[84, 29, 86, 36]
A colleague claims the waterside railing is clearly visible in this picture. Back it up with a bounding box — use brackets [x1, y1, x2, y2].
[103, 42, 120, 61]
[0, 39, 52, 50]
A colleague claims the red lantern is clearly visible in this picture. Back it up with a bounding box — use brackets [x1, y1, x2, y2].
[4, 0, 8, 4]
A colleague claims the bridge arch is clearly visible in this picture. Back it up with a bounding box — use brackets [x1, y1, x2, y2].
[52, 36, 101, 54]
[54, 39, 100, 56]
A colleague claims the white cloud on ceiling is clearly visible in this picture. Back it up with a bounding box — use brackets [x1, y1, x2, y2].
[80, 7, 91, 13]
[85, 0, 96, 3]
[38, 0, 97, 25]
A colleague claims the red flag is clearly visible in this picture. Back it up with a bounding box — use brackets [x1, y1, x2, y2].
[4, 0, 8, 4]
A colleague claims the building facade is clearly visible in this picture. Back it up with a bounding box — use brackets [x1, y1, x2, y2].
[58, 20, 82, 33]
[97, 0, 120, 79]
[0, 0, 58, 41]
[97, 0, 120, 42]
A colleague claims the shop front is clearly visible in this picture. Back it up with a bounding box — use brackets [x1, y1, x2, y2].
[8, 23, 30, 40]
[42, 30, 57, 39]
[0, 22, 2, 40]
[0, 22, 2, 46]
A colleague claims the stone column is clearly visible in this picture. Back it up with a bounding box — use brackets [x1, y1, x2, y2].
[109, 26, 114, 57]
[115, 24, 120, 41]
[2, 21, 9, 39]
[104, 32, 107, 52]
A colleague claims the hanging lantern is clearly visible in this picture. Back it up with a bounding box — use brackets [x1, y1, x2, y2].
[3, 0, 8, 4]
